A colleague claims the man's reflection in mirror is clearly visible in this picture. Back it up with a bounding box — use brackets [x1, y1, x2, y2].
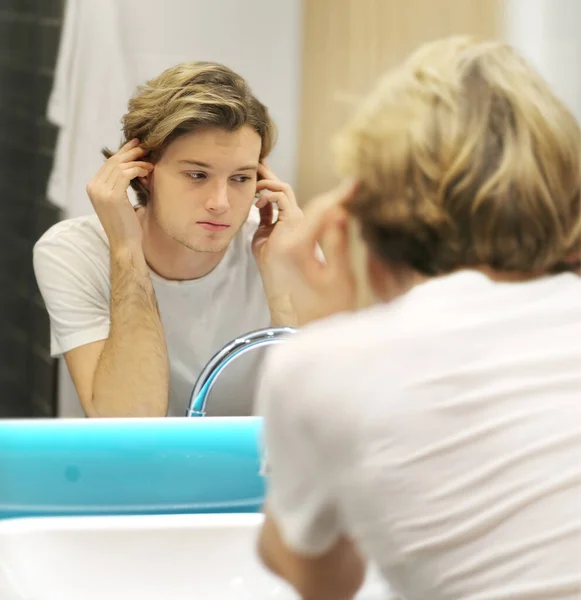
[34, 62, 303, 418]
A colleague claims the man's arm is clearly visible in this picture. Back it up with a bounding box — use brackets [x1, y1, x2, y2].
[253, 174, 361, 328]
[265, 292, 298, 328]
[66, 246, 169, 418]
[255, 342, 366, 599]
[64, 139, 169, 417]
[258, 509, 365, 600]
[251, 163, 302, 327]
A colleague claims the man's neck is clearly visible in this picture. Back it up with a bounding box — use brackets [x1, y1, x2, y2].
[138, 207, 226, 281]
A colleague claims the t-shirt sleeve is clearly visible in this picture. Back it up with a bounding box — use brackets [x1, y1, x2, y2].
[33, 229, 111, 357]
[255, 345, 342, 556]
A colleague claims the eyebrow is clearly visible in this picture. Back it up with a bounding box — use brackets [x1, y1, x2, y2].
[178, 160, 258, 171]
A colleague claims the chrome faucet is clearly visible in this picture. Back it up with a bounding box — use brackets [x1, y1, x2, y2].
[186, 327, 297, 417]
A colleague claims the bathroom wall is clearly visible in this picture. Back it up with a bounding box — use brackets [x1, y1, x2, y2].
[0, 0, 64, 417]
[504, 0, 581, 123]
[296, 0, 501, 202]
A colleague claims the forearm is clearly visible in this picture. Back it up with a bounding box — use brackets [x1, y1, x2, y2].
[266, 292, 298, 328]
[258, 267, 299, 327]
[90, 247, 169, 417]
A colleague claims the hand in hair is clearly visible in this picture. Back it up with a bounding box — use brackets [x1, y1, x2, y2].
[252, 163, 304, 326]
[86, 138, 154, 251]
[74, 138, 168, 418]
[258, 180, 360, 326]
[252, 163, 303, 259]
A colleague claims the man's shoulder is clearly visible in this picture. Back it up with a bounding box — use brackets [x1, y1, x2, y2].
[34, 213, 107, 255]
[33, 213, 110, 279]
[299, 303, 401, 349]
[262, 305, 397, 386]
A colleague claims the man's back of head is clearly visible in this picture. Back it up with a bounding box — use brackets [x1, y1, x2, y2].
[336, 36, 581, 280]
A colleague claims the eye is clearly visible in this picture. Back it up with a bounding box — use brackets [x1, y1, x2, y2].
[231, 175, 252, 183]
[186, 172, 206, 180]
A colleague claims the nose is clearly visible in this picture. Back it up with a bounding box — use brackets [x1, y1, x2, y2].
[204, 180, 230, 214]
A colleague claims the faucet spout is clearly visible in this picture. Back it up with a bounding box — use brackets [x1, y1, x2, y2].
[186, 327, 296, 417]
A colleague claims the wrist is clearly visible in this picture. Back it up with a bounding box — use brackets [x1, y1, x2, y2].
[110, 242, 149, 276]
[266, 292, 298, 327]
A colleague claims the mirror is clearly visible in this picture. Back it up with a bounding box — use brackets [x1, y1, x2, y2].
[5, 0, 563, 422]
[0, 0, 303, 420]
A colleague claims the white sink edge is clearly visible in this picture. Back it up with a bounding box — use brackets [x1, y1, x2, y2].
[0, 512, 264, 534]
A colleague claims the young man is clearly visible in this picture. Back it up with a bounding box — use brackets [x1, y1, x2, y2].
[34, 62, 301, 418]
[256, 38, 581, 600]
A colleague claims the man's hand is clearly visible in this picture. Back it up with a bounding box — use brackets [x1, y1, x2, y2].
[86, 138, 153, 251]
[252, 163, 303, 266]
[264, 180, 360, 326]
[252, 163, 304, 326]
[80, 138, 168, 417]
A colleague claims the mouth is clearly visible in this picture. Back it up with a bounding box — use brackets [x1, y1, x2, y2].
[197, 221, 231, 232]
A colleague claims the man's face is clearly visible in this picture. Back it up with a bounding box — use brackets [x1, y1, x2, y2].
[148, 126, 261, 253]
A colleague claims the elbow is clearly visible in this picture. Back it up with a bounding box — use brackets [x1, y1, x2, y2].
[296, 571, 366, 600]
[257, 522, 365, 600]
[257, 528, 280, 577]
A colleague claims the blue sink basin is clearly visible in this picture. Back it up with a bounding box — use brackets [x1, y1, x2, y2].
[0, 418, 264, 519]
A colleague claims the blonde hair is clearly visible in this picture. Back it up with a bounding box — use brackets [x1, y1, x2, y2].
[336, 36, 581, 275]
[104, 62, 277, 205]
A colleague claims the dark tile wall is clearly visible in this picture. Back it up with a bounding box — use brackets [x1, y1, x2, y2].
[0, 0, 64, 417]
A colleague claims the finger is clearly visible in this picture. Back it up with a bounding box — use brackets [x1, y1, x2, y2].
[101, 147, 147, 183]
[95, 145, 137, 181]
[255, 179, 299, 214]
[298, 180, 359, 242]
[102, 160, 122, 185]
[256, 178, 290, 194]
[319, 210, 352, 276]
[118, 166, 150, 183]
[104, 156, 152, 186]
[257, 200, 274, 228]
[104, 167, 148, 202]
[304, 179, 359, 214]
[107, 139, 143, 166]
[114, 145, 148, 164]
[286, 207, 345, 283]
[256, 191, 284, 209]
[281, 181, 357, 275]
[119, 138, 140, 152]
[120, 161, 154, 172]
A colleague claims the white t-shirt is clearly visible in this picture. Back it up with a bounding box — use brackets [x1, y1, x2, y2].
[33, 209, 271, 417]
[257, 271, 581, 600]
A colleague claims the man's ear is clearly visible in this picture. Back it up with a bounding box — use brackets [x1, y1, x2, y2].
[138, 173, 151, 188]
[131, 172, 152, 205]
[137, 171, 153, 198]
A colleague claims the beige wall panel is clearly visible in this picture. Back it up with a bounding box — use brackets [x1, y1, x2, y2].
[298, 0, 501, 202]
